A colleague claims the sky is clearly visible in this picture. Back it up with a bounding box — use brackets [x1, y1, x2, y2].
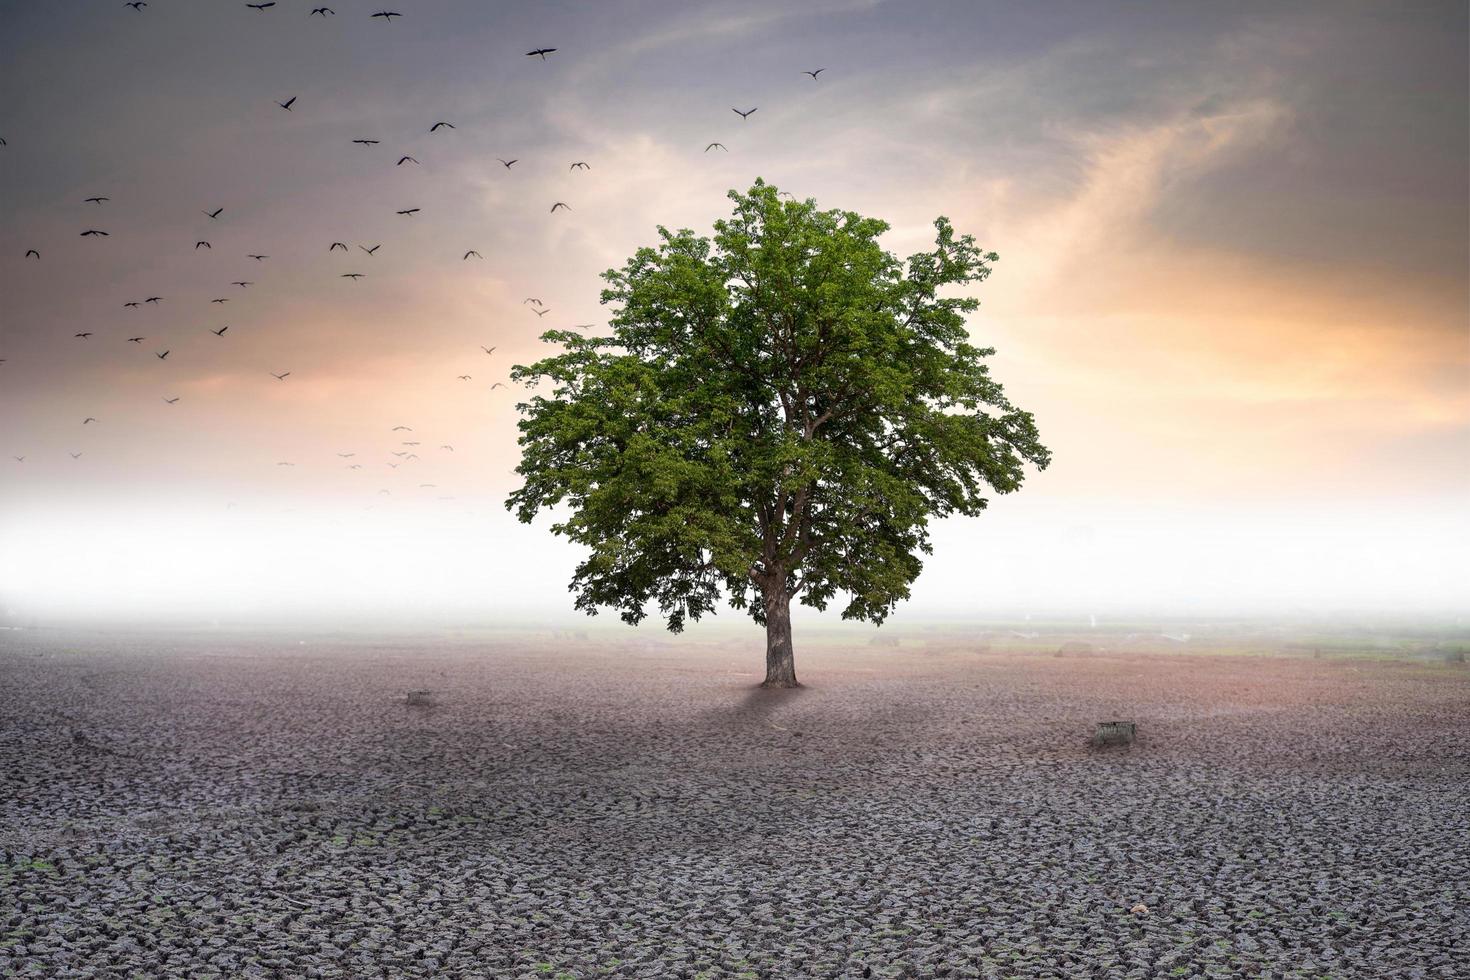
[0, 0, 1466, 625]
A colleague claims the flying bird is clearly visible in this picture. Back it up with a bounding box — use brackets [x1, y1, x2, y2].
[248, 254, 269, 261]
[526, 47, 556, 60]
[125, 1, 146, 8]
[74, 333, 93, 339]
[732, 108, 757, 120]
[70, 452, 83, 459]
[195, 241, 211, 249]
[311, 6, 334, 15]
[156, 350, 170, 359]
[532, 307, 551, 317]
[127, 337, 144, 343]
[463, 250, 481, 260]
[429, 122, 455, 132]
[271, 371, 291, 380]
[12, 457, 23, 463]
[456, 375, 472, 380]
[402, 441, 420, 446]
[569, 161, 590, 171]
[440, 445, 454, 451]
[523, 298, 542, 305]
[329, 242, 348, 251]
[490, 382, 506, 389]
[246, 2, 276, 10]
[203, 208, 223, 219]
[24, 249, 38, 259]
[371, 10, 402, 21]
[83, 418, 97, 425]
[145, 296, 162, 303]
[803, 68, 825, 79]
[231, 281, 253, 287]
[211, 298, 229, 303]
[497, 158, 517, 168]
[391, 426, 412, 431]
[337, 453, 355, 458]
[84, 196, 109, 204]
[396, 156, 418, 166]
[480, 346, 496, 354]
[124, 302, 141, 308]
[80, 229, 110, 236]
[704, 142, 727, 152]
[164, 397, 181, 404]
[347, 464, 362, 469]
[352, 139, 380, 146]
[211, 326, 229, 336]
[277, 96, 296, 111]
[396, 208, 420, 216]
[341, 273, 365, 279]
[391, 451, 409, 458]
[360, 244, 380, 255]
[549, 202, 570, 212]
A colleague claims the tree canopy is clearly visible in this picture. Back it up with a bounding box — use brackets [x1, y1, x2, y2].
[508, 180, 1049, 681]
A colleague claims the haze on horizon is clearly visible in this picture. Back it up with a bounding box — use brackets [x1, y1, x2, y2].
[1, 0, 1466, 625]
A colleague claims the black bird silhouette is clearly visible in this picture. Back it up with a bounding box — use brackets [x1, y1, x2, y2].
[396, 208, 420, 216]
[329, 242, 348, 251]
[211, 326, 229, 336]
[248, 254, 269, 260]
[246, 2, 276, 9]
[145, 296, 162, 304]
[164, 397, 181, 404]
[372, 10, 402, 20]
[278, 96, 296, 111]
[704, 142, 727, 152]
[271, 371, 291, 380]
[195, 241, 211, 249]
[526, 47, 556, 59]
[732, 107, 757, 119]
[523, 297, 543, 305]
[84, 196, 109, 204]
[391, 426, 412, 431]
[490, 382, 506, 389]
[124, 302, 141, 308]
[81, 229, 110, 236]
[803, 68, 825, 79]
[360, 244, 381, 255]
[204, 207, 223, 219]
[463, 250, 481, 260]
[497, 158, 517, 168]
[211, 298, 229, 303]
[71, 452, 83, 459]
[480, 345, 496, 354]
[352, 139, 380, 145]
[429, 122, 455, 132]
[127, 337, 144, 343]
[231, 281, 253, 287]
[550, 202, 570, 212]
[25, 249, 39, 259]
[532, 307, 551, 317]
[125, 1, 146, 8]
[456, 375, 472, 380]
[156, 350, 170, 359]
[341, 273, 365, 280]
[397, 156, 418, 166]
[311, 6, 334, 14]
[569, 161, 590, 171]
[83, 417, 97, 425]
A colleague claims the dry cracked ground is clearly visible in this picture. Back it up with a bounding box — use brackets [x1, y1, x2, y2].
[1, 627, 1467, 979]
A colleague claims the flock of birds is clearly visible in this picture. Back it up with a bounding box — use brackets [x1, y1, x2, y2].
[2, 4, 831, 500]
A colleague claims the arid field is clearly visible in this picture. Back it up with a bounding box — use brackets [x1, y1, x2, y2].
[2, 624, 1467, 979]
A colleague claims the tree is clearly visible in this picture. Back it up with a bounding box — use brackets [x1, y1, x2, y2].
[507, 180, 1050, 687]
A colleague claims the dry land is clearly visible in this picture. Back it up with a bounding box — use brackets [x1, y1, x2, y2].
[2, 624, 1467, 978]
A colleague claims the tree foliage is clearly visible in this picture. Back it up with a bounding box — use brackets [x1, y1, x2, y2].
[508, 180, 1050, 632]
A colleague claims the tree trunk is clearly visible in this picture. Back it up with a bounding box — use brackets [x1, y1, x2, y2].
[761, 581, 799, 688]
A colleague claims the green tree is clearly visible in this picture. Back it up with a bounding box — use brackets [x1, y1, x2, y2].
[507, 181, 1050, 687]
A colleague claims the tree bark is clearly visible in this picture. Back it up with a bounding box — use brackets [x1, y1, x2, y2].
[761, 581, 799, 688]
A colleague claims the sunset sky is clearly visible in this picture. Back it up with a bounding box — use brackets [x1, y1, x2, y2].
[1, 0, 1466, 623]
